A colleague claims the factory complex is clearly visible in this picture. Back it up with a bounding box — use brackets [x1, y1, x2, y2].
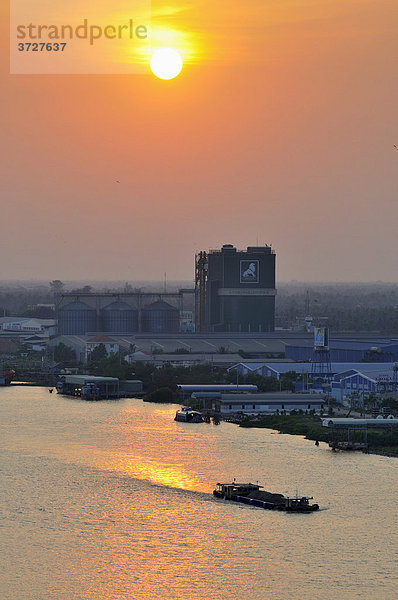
[48, 242, 398, 377]
[1, 244, 398, 412]
[56, 244, 276, 336]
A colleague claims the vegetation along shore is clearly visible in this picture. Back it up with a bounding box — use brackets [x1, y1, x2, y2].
[239, 413, 398, 457]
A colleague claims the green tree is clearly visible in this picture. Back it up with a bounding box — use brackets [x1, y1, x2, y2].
[226, 370, 280, 392]
[89, 343, 107, 362]
[53, 342, 76, 365]
[71, 285, 92, 294]
[145, 387, 175, 403]
[91, 353, 132, 379]
[50, 280, 64, 303]
[280, 371, 298, 392]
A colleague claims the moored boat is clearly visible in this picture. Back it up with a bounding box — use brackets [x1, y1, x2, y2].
[213, 481, 319, 512]
[175, 407, 204, 423]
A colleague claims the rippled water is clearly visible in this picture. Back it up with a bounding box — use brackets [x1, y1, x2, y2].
[0, 386, 397, 599]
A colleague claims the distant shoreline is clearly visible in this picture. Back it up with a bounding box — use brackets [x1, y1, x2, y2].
[239, 414, 398, 457]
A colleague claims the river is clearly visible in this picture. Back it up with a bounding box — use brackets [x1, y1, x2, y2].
[0, 386, 397, 599]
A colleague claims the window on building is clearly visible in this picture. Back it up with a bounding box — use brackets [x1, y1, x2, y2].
[252, 404, 256, 409]
[242, 405, 245, 409]
[281, 404, 284, 409]
[229, 405, 232, 410]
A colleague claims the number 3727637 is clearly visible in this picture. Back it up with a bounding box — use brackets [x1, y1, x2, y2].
[18, 42, 67, 51]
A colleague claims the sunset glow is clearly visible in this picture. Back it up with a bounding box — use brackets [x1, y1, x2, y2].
[3, 0, 398, 280]
[150, 48, 183, 79]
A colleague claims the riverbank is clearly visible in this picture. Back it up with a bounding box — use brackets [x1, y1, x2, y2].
[239, 414, 398, 456]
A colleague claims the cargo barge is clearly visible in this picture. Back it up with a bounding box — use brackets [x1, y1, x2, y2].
[213, 481, 319, 512]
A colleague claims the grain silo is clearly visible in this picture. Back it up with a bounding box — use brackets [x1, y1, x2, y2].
[101, 301, 138, 334]
[142, 300, 179, 334]
[58, 300, 97, 335]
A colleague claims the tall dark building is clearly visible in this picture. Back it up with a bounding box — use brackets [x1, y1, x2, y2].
[201, 244, 276, 332]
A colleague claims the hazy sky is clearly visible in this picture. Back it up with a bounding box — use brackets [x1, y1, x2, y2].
[2, 0, 397, 282]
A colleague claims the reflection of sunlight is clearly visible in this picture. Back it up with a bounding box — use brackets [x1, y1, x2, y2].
[40, 438, 206, 492]
[108, 452, 205, 491]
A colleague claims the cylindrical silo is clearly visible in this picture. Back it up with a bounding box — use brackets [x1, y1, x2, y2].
[101, 301, 138, 333]
[58, 300, 97, 335]
[142, 300, 179, 334]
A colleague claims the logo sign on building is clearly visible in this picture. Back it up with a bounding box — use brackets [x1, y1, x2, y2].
[240, 260, 259, 283]
[314, 327, 329, 348]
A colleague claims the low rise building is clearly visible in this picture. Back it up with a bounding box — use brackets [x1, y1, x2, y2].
[0, 317, 56, 337]
[218, 393, 324, 415]
[85, 335, 119, 361]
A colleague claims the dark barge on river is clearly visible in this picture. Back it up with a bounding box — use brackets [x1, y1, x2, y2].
[213, 482, 319, 512]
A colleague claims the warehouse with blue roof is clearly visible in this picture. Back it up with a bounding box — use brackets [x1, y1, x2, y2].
[228, 361, 397, 379]
[285, 339, 398, 362]
[228, 362, 398, 403]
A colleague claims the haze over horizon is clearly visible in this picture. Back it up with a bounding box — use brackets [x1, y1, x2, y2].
[2, 0, 397, 282]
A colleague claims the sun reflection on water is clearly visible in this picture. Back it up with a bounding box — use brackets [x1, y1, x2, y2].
[105, 452, 204, 491]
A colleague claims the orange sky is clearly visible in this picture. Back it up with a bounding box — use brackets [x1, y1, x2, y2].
[1, 0, 398, 281]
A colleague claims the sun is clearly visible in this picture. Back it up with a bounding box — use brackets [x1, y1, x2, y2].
[150, 48, 183, 80]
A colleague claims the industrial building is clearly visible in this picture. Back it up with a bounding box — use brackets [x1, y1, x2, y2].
[322, 418, 398, 429]
[228, 361, 398, 403]
[218, 393, 324, 415]
[196, 244, 276, 333]
[57, 291, 193, 336]
[0, 317, 56, 337]
[330, 365, 398, 401]
[176, 383, 258, 401]
[285, 338, 398, 362]
[228, 361, 398, 380]
[56, 244, 276, 336]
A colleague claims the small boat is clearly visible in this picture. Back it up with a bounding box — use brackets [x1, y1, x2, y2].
[174, 407, 203, 423]
[213, 481, 319, 512]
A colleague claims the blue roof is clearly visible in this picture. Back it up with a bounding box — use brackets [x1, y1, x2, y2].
[286, 339, 398, 351]
[177, 384, 258, 392]
[229, 362, 397, 378]
[229, 362, 270, 372]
